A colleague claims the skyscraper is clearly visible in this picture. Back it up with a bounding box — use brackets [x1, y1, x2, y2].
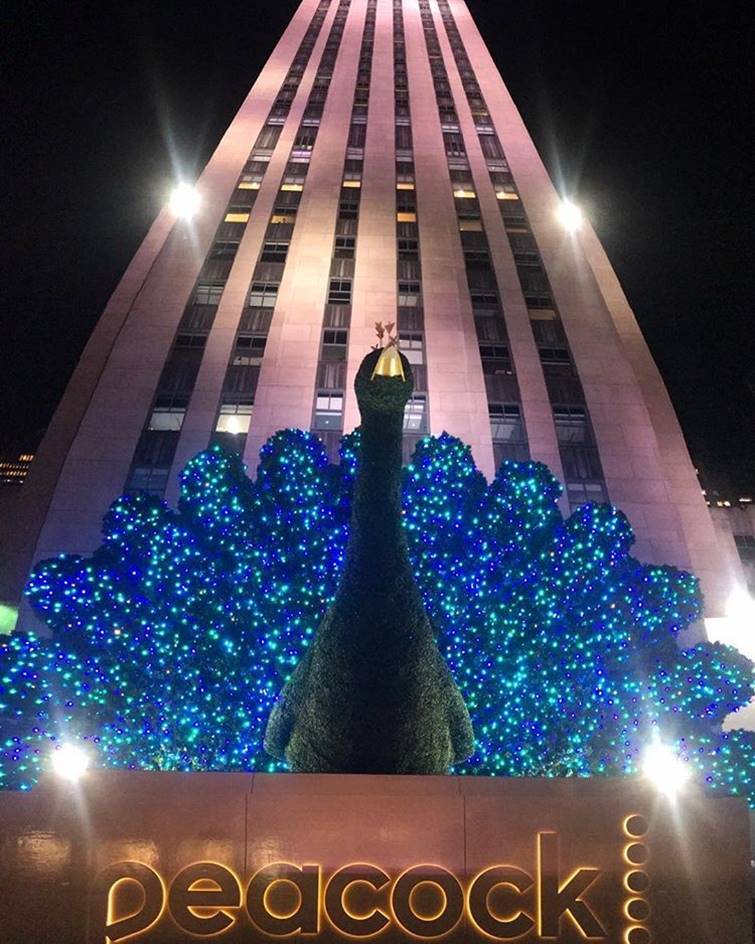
[2, 0, 739, 623]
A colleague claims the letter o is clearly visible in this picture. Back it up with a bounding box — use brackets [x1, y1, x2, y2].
[391, 866, 464, 938]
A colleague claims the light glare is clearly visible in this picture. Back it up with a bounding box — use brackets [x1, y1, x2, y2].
[169, 182, 201, 221]
[557, 198, 583, 233]
[642, 738, 690, 798]
[51, 743, 90, 782]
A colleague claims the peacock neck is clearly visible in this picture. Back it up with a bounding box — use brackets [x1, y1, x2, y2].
[341, 407, 411, 596]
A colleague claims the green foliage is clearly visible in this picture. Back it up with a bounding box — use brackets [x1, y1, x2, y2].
[0, 400, 752, 801]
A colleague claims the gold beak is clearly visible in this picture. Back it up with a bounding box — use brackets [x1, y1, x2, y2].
[371, 345, 406, 381]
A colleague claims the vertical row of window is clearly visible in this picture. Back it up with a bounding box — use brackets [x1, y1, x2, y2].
[435, 1, 608, 507]
[309, 0, 377, 459]
[416, 0, 528, 469]
[393, 0, 429, 460]
[125, 0, 334, 494]
[210, 0, 353, 458]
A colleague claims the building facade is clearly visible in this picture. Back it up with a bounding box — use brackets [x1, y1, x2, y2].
[1, 0, 741, 623]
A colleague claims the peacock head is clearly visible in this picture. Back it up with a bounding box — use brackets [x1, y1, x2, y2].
[355, 345, 414, 419]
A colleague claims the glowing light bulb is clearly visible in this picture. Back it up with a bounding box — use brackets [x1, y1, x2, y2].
[169, 182, 201, 221]
[51, 743, 90, 782]
[642, 736, 690, 798]
[557, 198, 583, 233]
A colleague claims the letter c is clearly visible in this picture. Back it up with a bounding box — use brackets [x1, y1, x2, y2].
[468, 866, 534, 939]
[88, 861, 165, 944]
[325, 864, 391, 936]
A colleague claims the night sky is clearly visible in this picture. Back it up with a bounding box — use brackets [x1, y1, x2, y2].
[3, 0, 753, 493]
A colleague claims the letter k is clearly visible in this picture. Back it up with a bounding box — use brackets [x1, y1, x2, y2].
[538, 832, 606, 939]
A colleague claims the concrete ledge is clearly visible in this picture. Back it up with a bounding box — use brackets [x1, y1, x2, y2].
[0, 770, 750, 942]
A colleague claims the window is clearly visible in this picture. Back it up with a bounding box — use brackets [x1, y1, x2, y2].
[314, 392, 344, 430]
[396, 211, 417, 223]
[328, 279, 352, 304]
[248, 282, 279, 308]
[396, 161, 415, 183]
[539, 347, 571, 365]
[294, 127, 317, 150]
[518, 264, 549, 295]
[343, 159, 363, 181]
[225, 211, 250, 223]
[398, 237, 419, 261]
[398, 280, 421, 306]
[399, 332, 424, 364]
[489, 403, 525, 442]
[339, 188, 360, 220]
[395, 125, 413, 149]
[396, 189, 416, 212]
[348, 123, 366, 148]
[210, 241, 239, 260]
[403, 394, 427, 432]
[233, 335, 267, 365]
[464, 249, 490, 269]
[566, 481, 608, 507]
[479, 135, 503, 159]
[335, 236, 355, 258]
[443, 132, 465, 156]
[470, 290, 498, 309]
[255, 124, 282, 150]
[553, 406, 590, 443]
[175, 333, 207, 349]
[323, 328, 347, 347]
[270, 211, 296, 225]
[260, 241, 289, 263]
[148, 404, 186, 431]
[479, 343, 510, 361]
[194, 282, 224, 307]
[216, 401, 253, 434]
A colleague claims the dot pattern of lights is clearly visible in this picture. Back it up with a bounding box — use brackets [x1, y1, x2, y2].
[0, 431, 752, 800]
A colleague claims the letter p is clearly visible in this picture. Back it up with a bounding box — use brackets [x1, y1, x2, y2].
[88, 861, 165, 943]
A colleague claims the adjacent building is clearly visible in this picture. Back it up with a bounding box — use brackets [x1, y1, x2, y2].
[0, 0, 744, 627]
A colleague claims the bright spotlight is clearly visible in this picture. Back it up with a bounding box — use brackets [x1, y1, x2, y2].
[169, 182, 201, 221]
[51, 743, 90, 782]
[557, 198, 583, 233]
[642, 738, 691, 798]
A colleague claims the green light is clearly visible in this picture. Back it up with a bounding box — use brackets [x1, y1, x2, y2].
[0, 603, 18, 636]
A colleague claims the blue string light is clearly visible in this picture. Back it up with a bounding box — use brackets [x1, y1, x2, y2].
[1, 431, 752, 801]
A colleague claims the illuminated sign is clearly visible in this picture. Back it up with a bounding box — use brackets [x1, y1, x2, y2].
[89, 821, 651, 943]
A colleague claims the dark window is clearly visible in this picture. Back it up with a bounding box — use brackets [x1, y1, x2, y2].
[260, 241, 289, 263]
[255, 124, 282, 150]
[248, 282, 279, 308]
[398, 238, 419, 261]
[328, 279, 352, 304]
[335, 236, 356, 258]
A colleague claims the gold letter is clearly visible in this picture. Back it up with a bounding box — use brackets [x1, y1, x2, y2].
[168, 862, 241, 936]
[247, 862, 320, 936]
[88, 861, 164, 944]
[468, 866, 534, 939]
[325, 864, 390, 936]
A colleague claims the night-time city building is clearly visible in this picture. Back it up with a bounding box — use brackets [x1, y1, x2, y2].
[1, 0, 744, 625]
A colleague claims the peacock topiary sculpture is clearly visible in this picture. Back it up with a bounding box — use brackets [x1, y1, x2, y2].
[264, 340, 474, 773]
